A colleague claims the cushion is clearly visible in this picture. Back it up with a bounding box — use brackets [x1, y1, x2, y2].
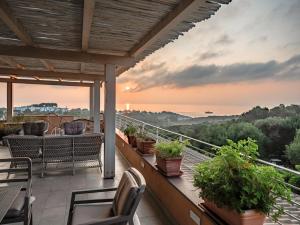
[5, 191, 25, 218]
[72, 203, 113, 225]
[64, 122, 85, 135]
[23, 122, 47, 136]
[112, 171, 138, 216]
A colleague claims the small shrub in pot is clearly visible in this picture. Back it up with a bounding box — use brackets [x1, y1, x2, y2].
[136, 131, 156, 155]
[155, 140, 187, 177]
[193, 138, 291, 225]
[122, 123, 137, 147]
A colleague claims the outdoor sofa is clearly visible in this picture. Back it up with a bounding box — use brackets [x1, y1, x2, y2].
[4, 134, 103, 177]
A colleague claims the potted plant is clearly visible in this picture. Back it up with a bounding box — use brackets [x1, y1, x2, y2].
[193, 138, 291, 225]
[136, 131, 156, 155]
[155, 140, 187, 177]
[122, 123, 137, 147]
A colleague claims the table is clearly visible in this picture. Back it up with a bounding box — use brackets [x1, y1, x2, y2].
[0, 185, 22, 222]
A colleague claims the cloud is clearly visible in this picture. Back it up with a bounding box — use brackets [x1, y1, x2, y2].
[122, 54, 300, 92]
[198, 51, 225, 61]
[215, 34, 234, 45]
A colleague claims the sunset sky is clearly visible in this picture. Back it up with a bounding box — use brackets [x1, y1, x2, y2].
[1, 0, 300, 116]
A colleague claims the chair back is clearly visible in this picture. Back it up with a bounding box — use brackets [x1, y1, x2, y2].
[112, 168, 146, 224]
[63, 121, 86, 135]
[43, 136, 73, 162]
[22, 121, 49, 136]
[4, 136, 42, 162]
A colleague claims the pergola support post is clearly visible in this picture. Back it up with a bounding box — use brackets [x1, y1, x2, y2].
[93, 80, 101, 133]
[89, 86, 94, 120]
[104, 64, 116, 178]
[6, 82, 13, 121]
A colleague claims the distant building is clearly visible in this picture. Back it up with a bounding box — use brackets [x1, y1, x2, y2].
[14, 103, 68, 115]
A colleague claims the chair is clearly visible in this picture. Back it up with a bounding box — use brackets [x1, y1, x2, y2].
[62, 121, 86, 135]
[0, 157, 34, 225]
[67, 167, 146, 225]
[4, 136, 42, 175]
[22, 121, 49, 136]
[73, 134, 103, 174]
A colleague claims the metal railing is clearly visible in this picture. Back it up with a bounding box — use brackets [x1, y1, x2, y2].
[116, 113, 300, 225]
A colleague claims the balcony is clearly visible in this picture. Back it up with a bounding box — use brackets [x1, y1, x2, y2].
[0, 143, 173, 225]
[116, 114, 300, 225]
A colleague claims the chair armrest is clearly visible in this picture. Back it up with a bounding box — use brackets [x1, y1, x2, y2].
[71, 187, 118, 195]
[74, 198, 114, 205]
[79, 216, 129, 225]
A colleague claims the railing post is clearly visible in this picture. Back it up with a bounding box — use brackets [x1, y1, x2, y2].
[179, 135, 183, 142]
[142, 124, 145, 133]
[156, 128, 159, 142]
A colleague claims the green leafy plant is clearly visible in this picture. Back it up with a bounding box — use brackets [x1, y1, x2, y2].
[193, 138, 291, 221]
[122, 123, 137, 136]
[155, 140, 188, 158]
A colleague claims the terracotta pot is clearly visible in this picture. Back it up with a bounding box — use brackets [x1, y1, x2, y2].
[203, 200, 266, 225]
[127, 135, 137, 147]
[156, 156, 182, 176]
[136, 138, 155, 154]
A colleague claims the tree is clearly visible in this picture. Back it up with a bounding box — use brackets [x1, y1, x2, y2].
[286, 129, 300, 166]
[240, 106, 269, 122]
[227, 122, 266, 156]
[255, 117, 296, 161]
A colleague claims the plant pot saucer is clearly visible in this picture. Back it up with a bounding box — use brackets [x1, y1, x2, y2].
[137, 150, 154, 156]
[155, 165, 183, 177]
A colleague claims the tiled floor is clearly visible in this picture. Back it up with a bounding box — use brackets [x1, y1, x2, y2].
[0, 145, 172, 225]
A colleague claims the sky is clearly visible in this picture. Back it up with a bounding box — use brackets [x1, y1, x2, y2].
[1, 0, 300, 116]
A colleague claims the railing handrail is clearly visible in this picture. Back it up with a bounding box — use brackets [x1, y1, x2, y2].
[117, 113, 300, 177]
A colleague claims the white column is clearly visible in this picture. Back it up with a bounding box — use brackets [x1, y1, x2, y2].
[7, 82, 13, 121]
[93, 80, 101, 133]
[104, 64, 116, 178]
[89, 86, 94, 120]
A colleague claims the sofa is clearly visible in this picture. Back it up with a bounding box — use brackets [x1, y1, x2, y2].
[4, 134, 103, 177]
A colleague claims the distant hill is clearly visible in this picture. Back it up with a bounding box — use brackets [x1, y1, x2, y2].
[240, 104, 300, 122]
[120, 110, 237, 127]
[120, 110, 191, 127]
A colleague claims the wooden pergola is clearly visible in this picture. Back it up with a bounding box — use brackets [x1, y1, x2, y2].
[0, 0, 230, 178]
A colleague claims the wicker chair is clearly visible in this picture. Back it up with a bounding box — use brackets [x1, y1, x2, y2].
[67, 168, 145, 225]
[62, 121, 86, 135]
[4, 136, 42, 174]
[73, 134, 103, 173]
[42, 136, 73, 177]
[22, 121, 49, 136]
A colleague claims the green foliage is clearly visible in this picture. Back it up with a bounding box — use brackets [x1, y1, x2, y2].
[122, 123, 137, 136]
[194, 139, 291, 221]
[240, 106, 269, 122]
[255, 117, 296, 161]
[227, 122, 266, 146]
[155, 140, 188, 158]
[286, 129, 300, 165]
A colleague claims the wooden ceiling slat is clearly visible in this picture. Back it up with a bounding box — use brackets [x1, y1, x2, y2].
[129, 0, 206, 57]
[0, 44, 134, 66]
[0, 67, 104, 81]
[0, 77, 92, 87]
[0, 0, 33, 45]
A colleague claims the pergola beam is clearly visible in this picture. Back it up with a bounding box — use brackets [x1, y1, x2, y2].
[0, 57, 24, 69]
[0, 45, 134, 66]
[0, 78, 93, 87]
[82, 0, 95, 51]
[40, 59, 54, 71]
[0, 1, 33, 45]
[129, 0, 201, 57]
[0, 68, 104, 81]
